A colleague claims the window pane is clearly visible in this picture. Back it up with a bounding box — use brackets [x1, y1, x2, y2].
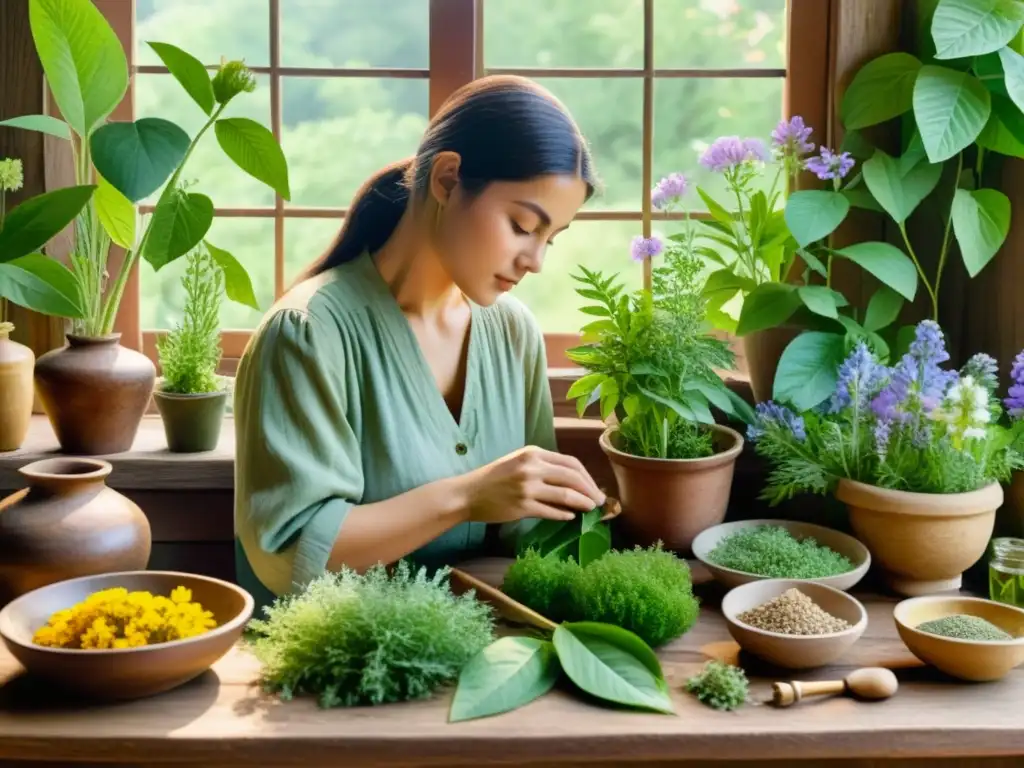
[135, 74, 274, 207]
[136, 0, 270, 66]
[282, 78, 428, 209]
[532, 79, 642, 211]
[140, 218, 274, 331]
[282, 0, 428, 69]
[284, 217, 344, 287]
[654, 0, 787, 69]
[511, 220, 641, 333]
[485, 0, 643, 69]
[653, 76, 784, 211]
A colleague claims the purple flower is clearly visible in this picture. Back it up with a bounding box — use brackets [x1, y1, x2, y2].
[771, 116, 815, 156]
[747, 401, 806, 443]
[1006, 350, 1024, 420]
[828, 342, 887, 413]
[962, 353, 999, 391]
[871, 321, 956, 422]
[630, 235, 664, 262]
[700, 136, 768, 173]
[804, 147, 855, 181]
[909, 320, 950, 366]
[874, 418, 892, 459]
[651, 172, 688, 210]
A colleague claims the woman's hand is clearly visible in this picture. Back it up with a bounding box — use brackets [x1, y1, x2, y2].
[459, 446, 607, 524]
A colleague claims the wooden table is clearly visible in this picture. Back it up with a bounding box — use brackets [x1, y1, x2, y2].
[0, 559, 1021, 768]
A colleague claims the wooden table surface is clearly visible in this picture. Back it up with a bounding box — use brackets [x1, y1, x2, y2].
[0, 559, 1022, 768]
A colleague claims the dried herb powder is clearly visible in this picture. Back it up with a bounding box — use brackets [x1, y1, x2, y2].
[737, 588, 851, 635]
[685, 660, 749, 711]
[916, 614, 1014, 641]
[705, 525, 854, 579]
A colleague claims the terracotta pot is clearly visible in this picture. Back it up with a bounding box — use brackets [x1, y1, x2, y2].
[0, 322, 34, 452]
[0, 458, 151, 604]
[153, 389, 227, 453]
[34, 334, 155, 455]
[742, 325, 801, 403]
[836, 479, 1002, 598]
[598, 424, 744, 553]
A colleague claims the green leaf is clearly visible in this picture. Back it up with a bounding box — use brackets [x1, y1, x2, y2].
[696, 187, 734, 227]
[28, 0, 128, 136]
[784, 190, 850, 247]
[999, 46, 1024, 112]
[449, 637, 559, 723]
[94, 174, 136, 249]
[91, 118, 191, 202]
[0, 185, 95, 263]
[843, 187, 884, 212]
[579, 305, 611, 317]
[599, 377, 620, 421]
[725, 389, 757, 426]
[841, 52, 922, 129]
[773, 332, 849, 411]
[735, 283, 801, 336]
[684, 379, 735, 416]
[978, 92, 1024, 156]
[835, 242, 919, 301]
[863, 286, 905, 332]
[552, 623, 673, 715]
[0, 114, 70, 140]
[204, 240, 259, 310]
[566, 372, 608, 401]
[142, 191, 214, 270]
[578, 527, 611, 567]
[0, 253, 83, 318]
[913, 65, 992, 162]
[215, 117, 291, 200]
[797, 285, 839, 320]
[931, 0, 1024, 60]
[797, 248, 829, 278]
[840, 129, 878, 160]
[637, 385, 696, 422]
[147, 42, 215, 116]
[862, 149, 943, 224]
[702, 269, 757, 296]
[951, 188, 1011, 276]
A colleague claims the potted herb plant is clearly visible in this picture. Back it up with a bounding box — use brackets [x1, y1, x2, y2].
[748, 320, 1024, 597]
[0, 0, 281, 455]
[566, 183, 754, 552]
[153, 247, 229, 453]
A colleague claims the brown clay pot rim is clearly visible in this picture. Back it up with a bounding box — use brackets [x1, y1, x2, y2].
[893, 595, 1024, 647]
[0, 570, 255, 656]
[66, 333, 121, 346]
[836, 478, 1004, 517]
[722, 578, 869, 640]
[18, 458, 112, 483]
[598, 423, 744, 472]
[154, 389, 228, 401]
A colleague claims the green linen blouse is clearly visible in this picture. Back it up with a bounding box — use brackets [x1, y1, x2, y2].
[233, 251, 556, 605]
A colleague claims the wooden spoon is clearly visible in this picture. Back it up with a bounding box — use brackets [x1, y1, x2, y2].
[771, 667, 899, 707]
[449, 567, 558, 633]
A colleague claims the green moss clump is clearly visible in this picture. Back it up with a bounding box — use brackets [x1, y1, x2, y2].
[501, 549, 579, 621]
[705, 525, 854, 579]
[685, 660, 749, 711]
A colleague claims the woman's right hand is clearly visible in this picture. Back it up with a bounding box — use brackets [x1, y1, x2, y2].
[459, 446, 607, 524]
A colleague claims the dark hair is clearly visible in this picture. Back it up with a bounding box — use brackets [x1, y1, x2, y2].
[300, 75, 598, 280]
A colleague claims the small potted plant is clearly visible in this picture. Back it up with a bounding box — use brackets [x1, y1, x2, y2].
[153, 247, 229, 453]
[566, 177, 754, 552]
[748, 320, 1024, 597]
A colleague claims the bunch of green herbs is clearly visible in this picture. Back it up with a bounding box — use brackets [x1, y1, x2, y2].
[705, 525, 854, 579]
[685, 660, 749, 712]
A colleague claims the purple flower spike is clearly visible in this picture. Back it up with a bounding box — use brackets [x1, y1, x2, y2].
[700, 136, 768, 173]
[771, 116, 815, 156]
[909, 320, 950, 366]
[874, 418, 892, 459]
[804, 147, 855, 180]
[747, 401, 807, 443]
[828, 342, 887, 413]
[1006, 350, 1024, 420]
[630, 235, 664, 262]
[651, 172, 688, 210]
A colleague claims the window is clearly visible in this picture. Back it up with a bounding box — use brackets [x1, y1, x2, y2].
[100, 0, 826, 371]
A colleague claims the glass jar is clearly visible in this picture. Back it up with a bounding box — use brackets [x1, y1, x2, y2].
[989, 537, 1024, 607]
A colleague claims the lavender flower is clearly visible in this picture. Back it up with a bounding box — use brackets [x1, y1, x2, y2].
[871, 321, 956, 421]
[804, 147, 855, 181]
[747, 401, 806, 443]
[630, 235, 664, 262]
[874, 418, 892, 460]
[1004, 350, 1024, 420]
[909, 320, 950, 366]
[651, 172, 688, 210]
[771, 116, 815, 157]
[828, 342, 887, 413]
[700, 136, 768, 173]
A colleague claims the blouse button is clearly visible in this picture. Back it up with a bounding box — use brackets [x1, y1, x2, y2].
[455, 442, 468, 456]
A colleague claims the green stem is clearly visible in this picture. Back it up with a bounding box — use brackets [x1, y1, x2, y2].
[0, 189, 6, 231]
[729, 180, 757, 281]
[933, 152, 963, 318]
[826, 253, 833, 288]
[976, 146, 986, 185]
[897, 222, 938, 320]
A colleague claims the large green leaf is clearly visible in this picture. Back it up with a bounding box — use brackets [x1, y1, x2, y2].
[0, 253, 83, 318]
[93, 174, 136, 249]
[977, 93, 1024, 156]
[142, 191, 214, 270]
[28, 0, 128, 137]
[784, 190, 849, 247]
[214, 117, 291, 200]
[449, 637, 559, 723]
[797, 285, 839, 320]
[204, 240, 259, 310]
[863, 286, 905, 332]
[931, 0, 1024, 60]
[999, 46, 1024, 112]
[841, 52, 922, 129]
[835, 242, 919, 301]
[0, 185, 95, 263]
[862, 149, 943, 224]
[147, 42, 215, 116]
[552, 623, 673, 715]
[773, 331, 848, 411]
[735, 283, 802, 336]
[951, 188, 1011, 276]
[696, 187, 734, 228]
[91, 118, 191, 203]
[0, 114, 70, 140]
[913, 66, 992, 162]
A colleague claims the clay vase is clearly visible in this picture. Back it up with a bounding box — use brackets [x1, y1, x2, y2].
[836, 479, 1002, 597]
[0, 322, 34, 452]
[742, 325, 801, 403]
[34, 334, 156, 455]
[153, 389, 228, 453]
[0, 458, 151, 604]
[598, 424, 744, 553]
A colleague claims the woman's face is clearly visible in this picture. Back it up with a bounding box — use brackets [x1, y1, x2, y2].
[431, 155, 589, 306]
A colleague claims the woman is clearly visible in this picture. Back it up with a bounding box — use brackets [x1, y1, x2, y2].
[233, 75, 606, 607]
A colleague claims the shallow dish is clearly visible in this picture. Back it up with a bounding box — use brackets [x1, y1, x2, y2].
[721, 579, 868, 669]
[692, 519, 870, 591]
[0, 570, 253, 701]
[893, 595, 1024, 681]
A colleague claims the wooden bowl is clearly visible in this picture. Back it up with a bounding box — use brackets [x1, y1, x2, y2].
[692, 519, 870, 591]
[721, 579, 868, 669]
[0, 571, 254, 701]
[893, 595, 1024, 681]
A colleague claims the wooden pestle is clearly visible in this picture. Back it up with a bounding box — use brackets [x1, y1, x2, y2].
[771, 667, 899, 707]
